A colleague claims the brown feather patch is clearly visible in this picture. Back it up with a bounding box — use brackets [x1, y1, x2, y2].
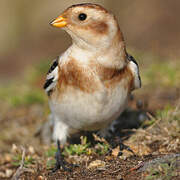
[88, 21, 108, 34]
[50, 58, 134, 99]
[90, 62, 134, 90]
[56, 58, 100, 95]
[105, 66, 134, 90]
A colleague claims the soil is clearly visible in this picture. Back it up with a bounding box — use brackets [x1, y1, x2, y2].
[0, 91, 179, 180]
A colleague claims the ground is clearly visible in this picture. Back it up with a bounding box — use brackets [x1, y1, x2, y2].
[0, 51, 180, 180]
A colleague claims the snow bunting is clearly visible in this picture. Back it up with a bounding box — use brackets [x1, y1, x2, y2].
[44, 3, 141, 171]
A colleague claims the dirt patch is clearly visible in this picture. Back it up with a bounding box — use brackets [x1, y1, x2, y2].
[0, 94, 179, 179]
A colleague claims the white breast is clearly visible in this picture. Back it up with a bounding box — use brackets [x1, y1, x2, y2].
[49, 78, 129, 132]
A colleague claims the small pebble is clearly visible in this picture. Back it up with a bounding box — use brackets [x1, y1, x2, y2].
[5, 169, 13, 178]
[120, 156, 127, 160]
[0, 172, 5, 178]
[88, 160, 105, 169]
[28, 146, 35, 154]
[37, 176, 44, 180]
[12, 144, 18, 153]
[4, 154, 12, 162]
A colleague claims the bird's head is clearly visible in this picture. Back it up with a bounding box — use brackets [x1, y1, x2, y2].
[50, 3, 124, 51]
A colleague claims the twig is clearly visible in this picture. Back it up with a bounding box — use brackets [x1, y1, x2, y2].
[129, 161, 144, 172]
[146, 112, 160, 130]
[93, 133, 108, 144]
[11, 146, 32, 180]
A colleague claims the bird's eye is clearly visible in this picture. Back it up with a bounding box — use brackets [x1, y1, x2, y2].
[78, 13, 87, 21]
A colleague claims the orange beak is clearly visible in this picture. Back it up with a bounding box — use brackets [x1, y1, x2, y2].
[50, 15, 67, 28]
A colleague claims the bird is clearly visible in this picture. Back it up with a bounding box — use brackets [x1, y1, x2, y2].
[44, 3, 141, 171]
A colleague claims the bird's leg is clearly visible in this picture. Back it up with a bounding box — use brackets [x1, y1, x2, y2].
[113, 136, 135, 156]
[52, 140, 79, 172]
[52, 140, 71, 172]
[96, 128, 135, 155]
[118, 137, 134, 154]
[105, 136, 135, 156]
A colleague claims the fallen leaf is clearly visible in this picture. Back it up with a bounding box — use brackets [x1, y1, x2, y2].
[111, 147, 120, 157]
[88, 160, 106, 169]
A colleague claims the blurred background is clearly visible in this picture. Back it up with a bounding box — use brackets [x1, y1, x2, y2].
[0, 0, 180, 78]
[0, 1, 180, 178]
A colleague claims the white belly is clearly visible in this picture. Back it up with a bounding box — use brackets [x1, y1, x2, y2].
[49, 84, 129, 132]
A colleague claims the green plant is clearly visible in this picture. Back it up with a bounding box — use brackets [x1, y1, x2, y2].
[12, 154, 35, 167]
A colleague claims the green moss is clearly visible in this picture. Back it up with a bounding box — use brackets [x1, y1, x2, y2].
[46, 159, 56, 169]
[145, 160, 177, 180]
[143, 61, 180, 87]
[0, 85, 46, 107]
[0, 59, 52, 107]
[45, 146, 57, 158]
[12, 154, 35, 167]
[45, 136, 110, 160]
[95, 143, 109, 155]
[64, 136, 91, 156]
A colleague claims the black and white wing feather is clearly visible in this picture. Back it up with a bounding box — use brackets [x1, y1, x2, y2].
[43, 57, 59, 96]
[127, 54, 141, 89]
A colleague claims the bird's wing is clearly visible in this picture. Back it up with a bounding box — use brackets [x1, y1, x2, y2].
[127, 54, 141, 89]
[44, 57, 59, 96]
